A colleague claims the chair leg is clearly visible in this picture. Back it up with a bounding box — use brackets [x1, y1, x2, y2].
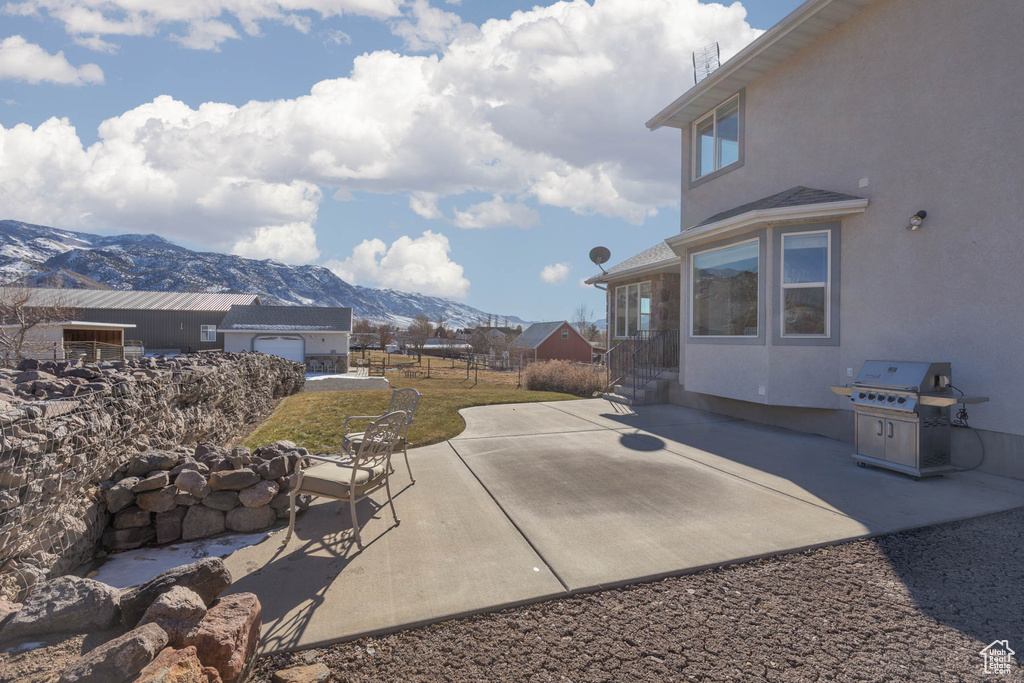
[403, 446, 415, 484]
[285, 490, 297, 542]
[349, 491, 362, 549]
[385, 474, 400, 527]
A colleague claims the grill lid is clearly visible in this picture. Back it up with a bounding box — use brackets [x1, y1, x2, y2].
[854, 361, 951, 392]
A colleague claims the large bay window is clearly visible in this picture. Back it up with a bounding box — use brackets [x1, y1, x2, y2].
[691, 238, 760, 338]
[614, 281, 652, 338]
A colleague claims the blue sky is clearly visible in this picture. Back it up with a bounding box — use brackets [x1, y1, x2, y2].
[0, 0, 801, 322]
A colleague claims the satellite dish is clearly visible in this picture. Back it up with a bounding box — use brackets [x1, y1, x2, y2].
[589, 246, 611, 274]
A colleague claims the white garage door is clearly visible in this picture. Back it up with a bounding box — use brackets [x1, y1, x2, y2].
[253, 336, 304, 363]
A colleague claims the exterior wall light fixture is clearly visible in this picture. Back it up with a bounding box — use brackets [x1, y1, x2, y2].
[907, 210, 927, 231]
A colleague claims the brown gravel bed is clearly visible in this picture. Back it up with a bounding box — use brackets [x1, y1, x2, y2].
[253, 507, 1024, 682]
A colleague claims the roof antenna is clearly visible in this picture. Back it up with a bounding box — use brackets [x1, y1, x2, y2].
[693, 42, 720, 84]
[589, 246, 611, 274]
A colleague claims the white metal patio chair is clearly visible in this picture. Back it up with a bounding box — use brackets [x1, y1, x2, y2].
[285, 410, 406, 549]
[340, 388, 421, 484]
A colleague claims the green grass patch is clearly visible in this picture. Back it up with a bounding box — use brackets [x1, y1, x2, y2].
[242, 376, 579, 454]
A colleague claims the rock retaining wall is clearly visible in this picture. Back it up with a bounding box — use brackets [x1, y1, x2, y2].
[102, 441, 311, 552]
[0, 352, 304, 601]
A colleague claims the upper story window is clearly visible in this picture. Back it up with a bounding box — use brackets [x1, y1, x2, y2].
[614, 281, 652, 338]
[561, 329, 569, 339]
[200, 325, 217, 342]
[692, 93, 743, 184]
[691, 238, 759, 337]
[780, 231, 830, 337]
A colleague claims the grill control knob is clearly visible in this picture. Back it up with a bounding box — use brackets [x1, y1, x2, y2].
[858, 392, 867, 399]
[886, 395, 896, 403]
[867, 393, 876, 401]
[897, 397, 907, 405]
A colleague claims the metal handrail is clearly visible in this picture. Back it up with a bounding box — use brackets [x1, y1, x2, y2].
[605, 329, 656, 391]
[629, 329, 679, 400]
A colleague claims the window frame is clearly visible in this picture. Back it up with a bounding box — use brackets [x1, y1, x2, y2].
[200, 325, 217, 342]
[561, 328, 569, 339]
[686, 230, 766, 346]
[689, 90, 745, 188]
[613, 280, 653, 339]
[771, 223, 841, 346]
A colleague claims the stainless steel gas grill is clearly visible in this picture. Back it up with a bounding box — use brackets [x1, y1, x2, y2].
[830, 361, 988, 479]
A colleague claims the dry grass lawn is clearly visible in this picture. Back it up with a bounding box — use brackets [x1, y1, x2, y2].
[242, 373, 578, 454]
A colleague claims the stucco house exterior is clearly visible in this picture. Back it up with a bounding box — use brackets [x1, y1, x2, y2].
[588, 0, 1024, 479]
[218, 305, 351, 372]
[513, 321, 593, 364]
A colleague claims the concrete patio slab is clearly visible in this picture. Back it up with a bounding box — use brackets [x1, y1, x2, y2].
[539, 399, 736, 431]
[450, 428, 872, 591]
[643, 419, 1024, 533]
[455, 402, 606, 440]
[223, 443, 564, 654]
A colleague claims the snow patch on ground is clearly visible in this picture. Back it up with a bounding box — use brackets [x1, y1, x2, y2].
[3, 641, 46, 653]
[91, 532, 271, 589]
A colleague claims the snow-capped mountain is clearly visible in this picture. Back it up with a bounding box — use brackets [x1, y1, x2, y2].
[0, 220, 531, 329]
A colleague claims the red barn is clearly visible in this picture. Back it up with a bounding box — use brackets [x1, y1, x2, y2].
[512, 321, 592, 364]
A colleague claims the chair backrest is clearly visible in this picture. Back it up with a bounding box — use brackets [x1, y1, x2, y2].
[353, 410, 407, 472]
[387, 388, 421, 426]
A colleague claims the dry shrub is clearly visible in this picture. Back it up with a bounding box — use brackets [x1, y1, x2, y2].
[523, 360, 604, 397]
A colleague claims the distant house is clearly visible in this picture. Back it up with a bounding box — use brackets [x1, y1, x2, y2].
[218, 305, 352, 372]
[420, 337, 472, 357]
[512, 321, 592, 364]
[21, 288, 260, 354]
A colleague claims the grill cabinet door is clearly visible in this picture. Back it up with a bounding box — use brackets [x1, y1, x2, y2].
[856, 414, 886, 460]
[885, 418, 919, 468]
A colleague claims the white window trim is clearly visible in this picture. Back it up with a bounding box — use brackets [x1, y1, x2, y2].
[691, 93, 742, 181]
[780, 230, 831, 339]
[690, 236, 760, 339]
[613, 281, 653, 338]
[561, 329, 569, 339]
[200, 325, 217, 342]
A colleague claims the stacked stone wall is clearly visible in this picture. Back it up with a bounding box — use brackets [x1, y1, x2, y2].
[0, 352, 305, 600]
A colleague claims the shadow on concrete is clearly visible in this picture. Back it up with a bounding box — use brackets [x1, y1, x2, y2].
[619, 433, 665, 451]
[228, 495, 399, 653]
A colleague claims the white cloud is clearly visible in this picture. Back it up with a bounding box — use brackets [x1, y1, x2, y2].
[391, 0, 465, 52]
[0, 34, 103, 84]
[540, 262, 571, 285]
[3, 0, 404, 51]
[325, 230, 469, 298]
[231, 222, 321, 263]
[0, 0, 761, 263]
[409, 191, 442, 219]
[452, 195, 538, 229]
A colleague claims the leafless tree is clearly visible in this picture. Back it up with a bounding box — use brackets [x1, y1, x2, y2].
[377, 323, 394, 350]
[573, 303, 592, 337]
[0, 285, 72, 366]
[350, 316, 376, 349]
[434, 313, 448, 339]
[407, 314, 433, 358]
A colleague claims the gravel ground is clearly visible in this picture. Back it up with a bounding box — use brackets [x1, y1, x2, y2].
[253, 508, 1024, 682]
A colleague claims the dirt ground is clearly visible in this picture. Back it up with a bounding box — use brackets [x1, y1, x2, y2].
[252, 508, 1024, 682]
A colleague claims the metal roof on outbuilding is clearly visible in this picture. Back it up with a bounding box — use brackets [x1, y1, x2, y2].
[217, 305, 352, 332]
[19, 288, 261, 311]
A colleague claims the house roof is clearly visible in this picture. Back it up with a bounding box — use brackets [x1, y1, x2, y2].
[647, 0, 877, 130]
[693, 186, 864, 229]
[585, 241, 679, 284]
[17, 288, 260, 311]
[513, 321, 578, 349]
[217, 305, 352, 332]
[667, 186, 869, 249]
